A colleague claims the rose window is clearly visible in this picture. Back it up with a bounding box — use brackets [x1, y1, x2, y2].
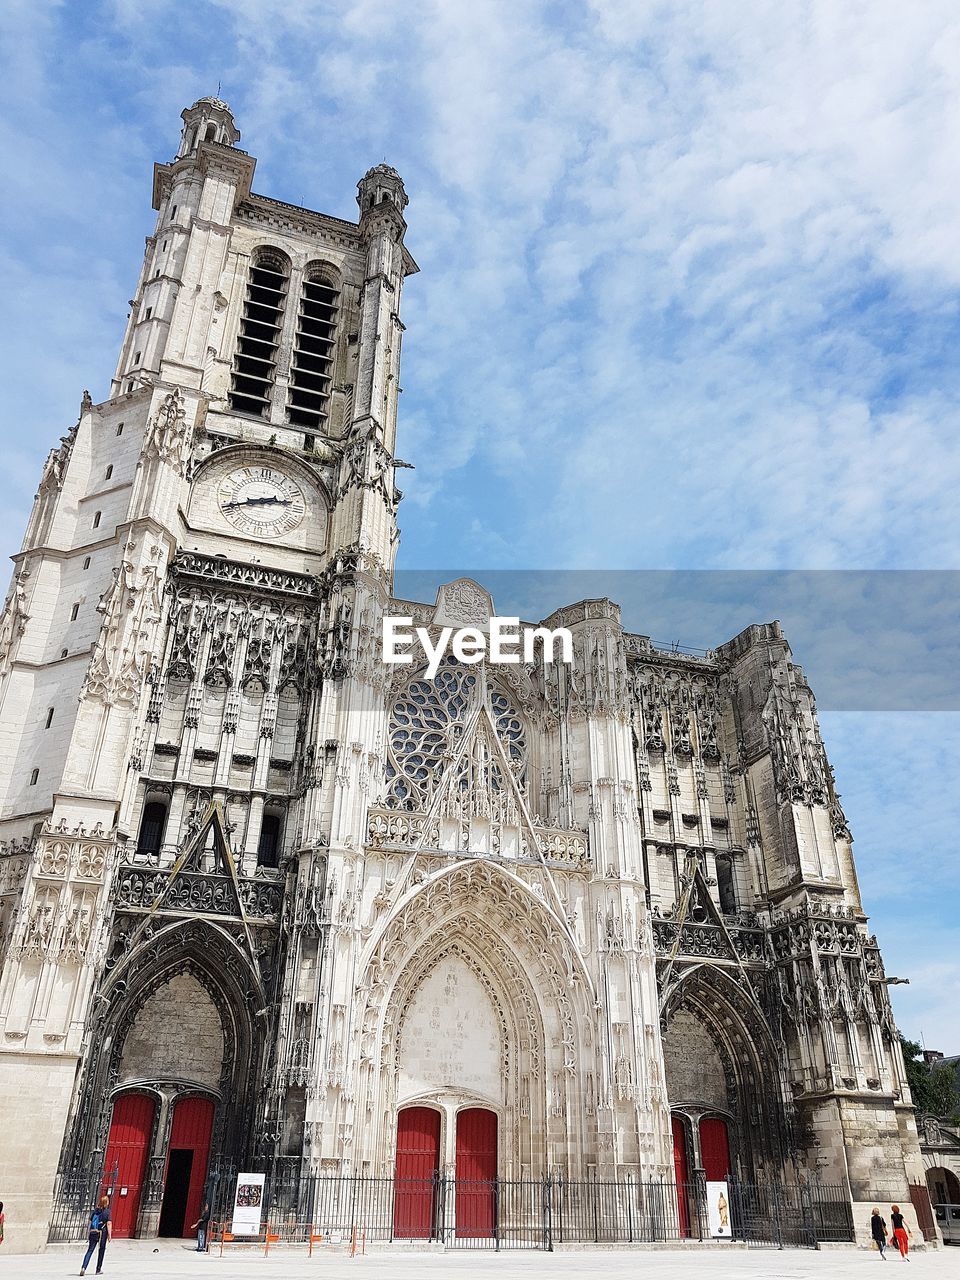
[385, 661, 526, 810]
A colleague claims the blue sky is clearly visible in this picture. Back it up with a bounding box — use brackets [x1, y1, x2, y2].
[1, 1, 958, 1045]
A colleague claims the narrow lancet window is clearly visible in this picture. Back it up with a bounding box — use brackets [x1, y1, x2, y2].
[228, 249, 289, 418]
[287, 267, 339, 430]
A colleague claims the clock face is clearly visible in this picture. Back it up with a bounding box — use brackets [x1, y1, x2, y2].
[217, 466, 306, 537]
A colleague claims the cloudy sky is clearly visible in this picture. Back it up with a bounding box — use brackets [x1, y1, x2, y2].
[1, 1, 958, 1044]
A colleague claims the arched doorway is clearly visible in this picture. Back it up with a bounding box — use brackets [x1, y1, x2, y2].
[393, 1107, 440, 1239]
[158, 1096, 215, 1238]
[102, 1092, 157, 1238]
[455, 1107, 497, 1238]
[59, 920, 267, 1239]
[662, 966, 788, 1183]
[927, 1166, 960, 1205]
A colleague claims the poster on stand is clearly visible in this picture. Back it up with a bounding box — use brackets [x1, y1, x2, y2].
[230, 1172, 266, 1235]
[706, 1181, 732, 1238]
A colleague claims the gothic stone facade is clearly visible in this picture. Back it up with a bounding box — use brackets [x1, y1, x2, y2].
[0, 99, 926, 1250]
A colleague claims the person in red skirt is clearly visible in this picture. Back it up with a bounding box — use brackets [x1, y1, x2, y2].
[889, 1205, 912, 1259]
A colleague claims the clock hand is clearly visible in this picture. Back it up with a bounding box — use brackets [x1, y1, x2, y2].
[223, 496, 292, 509]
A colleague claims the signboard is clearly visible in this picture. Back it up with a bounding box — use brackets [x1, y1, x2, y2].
[231, 1172, 266, 1236]
[706, 1181, 732, 1238]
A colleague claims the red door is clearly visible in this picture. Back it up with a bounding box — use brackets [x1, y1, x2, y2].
[455, 1107, 497, 1238]
[393, 1107, 440, 1239]
[164, 1096, 214, 1238]
[699, 1116, 731, 1181]
[672, 1114, 691, 1237]
[102, 1092, 157, 1238]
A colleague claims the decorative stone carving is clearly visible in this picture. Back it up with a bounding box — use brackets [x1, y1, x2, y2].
[433, 578, 493, 629]
[0, 568, 31, 666]
[142, 387, 193, 476]
[83, 544, 166, 706]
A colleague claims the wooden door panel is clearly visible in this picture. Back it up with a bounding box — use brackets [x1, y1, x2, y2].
[103, 1093, 157, 1238]
[393, 1107, 440, 1239]
[699, 1116, 731, 1181]
[455, 1108, 497, 1237]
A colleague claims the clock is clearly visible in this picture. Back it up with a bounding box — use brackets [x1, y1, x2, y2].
[217, 466, 306, 537]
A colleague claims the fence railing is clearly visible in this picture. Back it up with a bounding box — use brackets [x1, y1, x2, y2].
[236, 1171, 854, 1251]
[48, 1161, 119, 1244]
[51, 1163, 854, 1250]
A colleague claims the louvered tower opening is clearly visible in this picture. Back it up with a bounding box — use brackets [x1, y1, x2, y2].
[229, 250, 289, 417]
[287, 271, 339, 430]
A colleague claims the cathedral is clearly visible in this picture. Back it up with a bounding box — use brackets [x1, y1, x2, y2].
[0, 98, 930, 1250]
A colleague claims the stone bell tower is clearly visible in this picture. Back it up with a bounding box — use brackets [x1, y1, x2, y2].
[0, 96, 416, 1250]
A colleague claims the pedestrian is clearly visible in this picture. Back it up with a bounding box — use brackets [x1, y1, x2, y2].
[0, 1199, 5, 1245]
[191, 1200, 211, 1252]
[871, 1207, 887, 1258]
[79, 1194, 111, 1276]
[889, 1204, 912, 1260]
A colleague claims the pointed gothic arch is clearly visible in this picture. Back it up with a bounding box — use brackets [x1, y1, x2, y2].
[661, 962, 792, 1181]
[61, 916, 267, 1183]
[351, 858, 596, 1175]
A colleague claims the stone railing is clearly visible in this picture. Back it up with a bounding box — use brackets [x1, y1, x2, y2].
[366, 805, 590, 869]
[652, 915, 765, 963]
[114, 864, 282, 921]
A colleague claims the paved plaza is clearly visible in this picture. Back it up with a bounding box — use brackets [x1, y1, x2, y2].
[4, 1241, 952, 1280]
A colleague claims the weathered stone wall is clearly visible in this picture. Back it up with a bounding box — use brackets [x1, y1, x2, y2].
[118, 972, 223, 1088]
[662, 1010, 728, 1111]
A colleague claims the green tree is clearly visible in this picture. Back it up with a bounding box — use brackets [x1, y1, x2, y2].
[900, 1035, 960, 1121]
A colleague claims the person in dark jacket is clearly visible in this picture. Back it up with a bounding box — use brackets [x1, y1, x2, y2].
[871, 1208, 887, 1258]
[191, 1201, 211, 1252]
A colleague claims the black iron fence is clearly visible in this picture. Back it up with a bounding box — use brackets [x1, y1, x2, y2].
[48, 1160, 119, 1244]
[50, 1162, 854, 1250]
[232, 1170, 853, 1250]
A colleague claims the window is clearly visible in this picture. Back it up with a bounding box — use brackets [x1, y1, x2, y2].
[716, 855, 737, 915]
[83, 556, 91, 569]
[144, 307, 152, 320]
[105, 465, 113, 480]
[133, 352, 141, 365]
[257, 813, 282, 868]
[70, 603, 79, 621]
[162, 240, 167, 251]
[92, 511, 102, 529]
[29, 768, 39, 786]
[44, 708, 54, 729]
[205, 123, 217, 142]
[116, 422, 124, 436]
[60, 648, 68, 658]
[171, 205, 178, 220]
[228, 249, 290, 417]
[137, 800, 168, 856]
[287, 266, 339, 430]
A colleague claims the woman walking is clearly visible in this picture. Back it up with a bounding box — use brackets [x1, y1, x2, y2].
[871, 1208, 887, 1258]
[79, 1194, 112, 1276]
[889, 1205, 912, 1260]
